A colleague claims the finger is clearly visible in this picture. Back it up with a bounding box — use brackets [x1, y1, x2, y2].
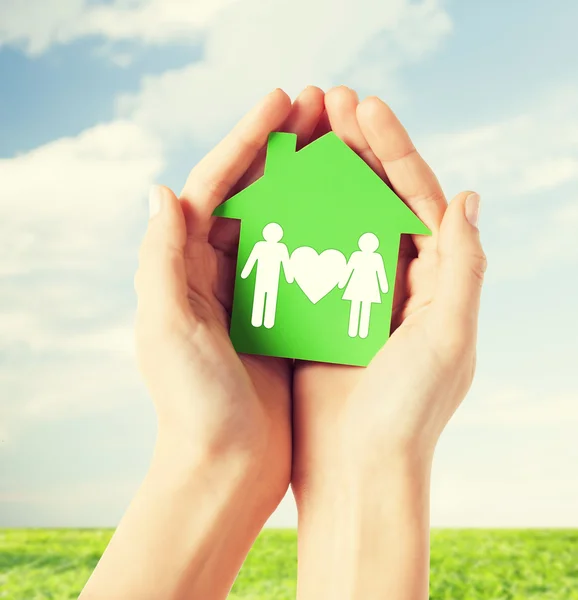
[356, 97, 447, 251]
[237, 85, 325, 190]
[309, 109, 331, 141]
[283, 85, 326, 148]
[135, 185, 188, 321]
[210, 86, 326, 257]
[180, 89, 292, 234]
[324, 86, 386, 178]
[429, 192, 487, 351]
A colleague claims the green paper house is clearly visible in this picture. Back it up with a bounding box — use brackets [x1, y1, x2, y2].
[213, 132, 429, 367]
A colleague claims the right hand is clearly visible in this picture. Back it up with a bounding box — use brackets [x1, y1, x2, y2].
[292, 87, 487, 496]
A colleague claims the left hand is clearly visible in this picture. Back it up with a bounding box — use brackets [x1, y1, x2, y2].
[134, 86, 325, 511]
[80, 88, 327, 600]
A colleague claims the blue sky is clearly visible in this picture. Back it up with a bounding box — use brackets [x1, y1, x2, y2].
[1, 0, 578, 527]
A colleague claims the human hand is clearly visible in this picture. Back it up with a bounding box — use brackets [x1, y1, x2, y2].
[291, 87, 486, 598]
[135, 86, 325, 511]
[81, 88, 327, 600]
[293, 85, 486, 483]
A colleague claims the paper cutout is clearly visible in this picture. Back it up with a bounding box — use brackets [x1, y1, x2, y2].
[241, 229, 389, 340]
[240, 223, 293, 329]
[213, 131, 430, 366]
[291, 246, 346, 304]
[339, 233, 389, 339]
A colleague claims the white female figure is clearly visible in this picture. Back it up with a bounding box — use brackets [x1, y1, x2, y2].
[338, 232, 388, 339]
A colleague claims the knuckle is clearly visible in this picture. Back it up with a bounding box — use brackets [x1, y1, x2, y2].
[470, 251, 488, 284]
[410, 187, 445, 211]
[202, 176, 231, 204]
[428, 316, 474, 365]
[439, 331, 469, 362]
[189, 168, 234, 208]
[235, 128, 265, 156]
[138, 233, 183, 274]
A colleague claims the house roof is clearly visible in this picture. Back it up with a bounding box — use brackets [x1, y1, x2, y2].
[213, 131, 430, 236]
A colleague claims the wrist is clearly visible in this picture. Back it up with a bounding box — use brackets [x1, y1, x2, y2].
[295, 450, 432, 600]
[349, 446, 434, 498]
[152, 424, 286, 521]
[154, 425, 254, 472]
[294, 445, 432, 512]
[92, 426, 277, 600]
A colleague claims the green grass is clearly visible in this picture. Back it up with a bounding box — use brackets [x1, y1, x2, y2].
[1, 529, 577, 599]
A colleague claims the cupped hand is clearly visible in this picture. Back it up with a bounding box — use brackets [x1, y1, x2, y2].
[134, 87, 325, 510]
[292, 87, 487, 496]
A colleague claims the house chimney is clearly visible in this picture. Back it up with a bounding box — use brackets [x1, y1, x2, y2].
[265, 132, 297, 176]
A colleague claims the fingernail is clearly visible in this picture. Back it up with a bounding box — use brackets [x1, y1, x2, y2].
[149, 185, 163, 218]
[465, 193, 481, 228]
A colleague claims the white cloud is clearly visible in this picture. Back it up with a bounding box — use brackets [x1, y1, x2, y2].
[0, 479, 144, 527]
[21, 351, 141, 420]
[0, 310, 134, 358]
[453, 387, 578, 427]
[418, 86, 578, 279]
[0, 0, 84, 55]
[430, 382, 578, 526]
[118, 0, 452, 144]
[7, 0, 577, 529]
[530, 199, 578, 269]
[432, 471, 578, 527]
[422, 86, 578, 200]
[516, 157, 578, 195]
[0, 311, 140, 442]
[0, 120, 164, 275]
[0, 0, 453, 456]
[0, 0, 238, 55]
[0, 120, 161, 441]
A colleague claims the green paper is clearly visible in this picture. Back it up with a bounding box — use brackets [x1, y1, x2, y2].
[213, 131, 430, 366]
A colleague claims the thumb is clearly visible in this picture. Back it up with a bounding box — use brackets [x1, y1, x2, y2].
[429, 191, 487, 349]
[135, 185, 188, 319]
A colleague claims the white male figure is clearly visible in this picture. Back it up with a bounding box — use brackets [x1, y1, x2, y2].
[241, 223, 294, 329]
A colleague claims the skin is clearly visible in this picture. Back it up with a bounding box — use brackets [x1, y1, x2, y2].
[80, 86, 486, 600]
[79, 87, 324, 600]
[292, 86, 486, 599]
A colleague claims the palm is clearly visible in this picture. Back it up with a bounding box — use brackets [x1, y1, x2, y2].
[392, 234, 434, 325]
[172, 212, 292, 502]
[186, 220, 290, 362]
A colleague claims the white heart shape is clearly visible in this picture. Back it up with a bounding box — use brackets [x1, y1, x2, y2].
[291, 247, 347, 304]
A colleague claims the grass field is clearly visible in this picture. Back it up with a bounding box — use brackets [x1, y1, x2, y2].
[1, 529, 577, 599]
